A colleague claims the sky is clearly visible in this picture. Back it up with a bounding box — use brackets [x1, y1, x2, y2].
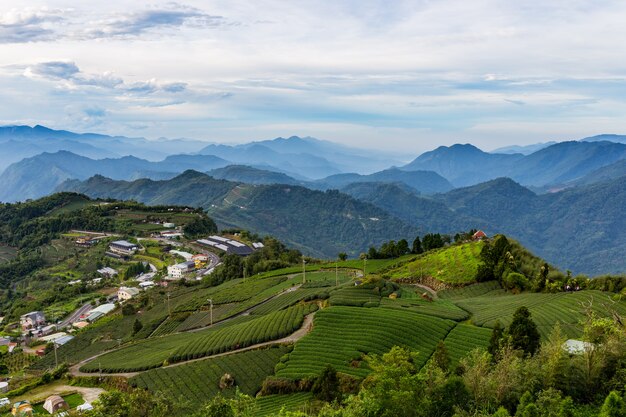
[1, 0, 626, 153]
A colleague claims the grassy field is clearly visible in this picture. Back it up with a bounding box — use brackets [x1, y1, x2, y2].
[442, 324, 492, 368]
[387, 242, 484, 285]
[455, 290, 626, 338]
[32, 392, 85, 414]
[255, 393, 314, 417]
[80, 304, 318, 373]
[130, 346, 288, 404]
[275, 306, 455, 379]
[0, 245, 17, 263]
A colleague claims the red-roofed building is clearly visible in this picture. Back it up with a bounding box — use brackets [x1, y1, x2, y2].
[472, 230, 487, 240]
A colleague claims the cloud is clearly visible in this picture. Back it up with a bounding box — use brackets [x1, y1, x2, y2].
[25, 61, 80, 80]
[0, 7, 65, 43]
[80, 4, 229, 40]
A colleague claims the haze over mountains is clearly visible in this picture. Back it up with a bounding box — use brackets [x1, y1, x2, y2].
[3, 124, 626, 275]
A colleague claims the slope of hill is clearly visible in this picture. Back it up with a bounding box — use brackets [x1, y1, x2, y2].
[341, 182, 476, 232]
[565, 159, 626, 188]
[316, 167, 453, 194]
[402, 144, 523, 186]
[404, 141, 626, 188]
[0, 151, 230, 202]
[207, 165, 302, 186]
[581, 134, 626, 144]
[60, 172, 417, 258]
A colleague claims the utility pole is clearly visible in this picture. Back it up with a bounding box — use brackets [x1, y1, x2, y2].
[335, 260, 338, 287]
[363, 257, 367, 278]
[207, 299, 213, 326]
[54, 342, 58, 368]
[167, 292, 171, 317]
[302, 259, 306, 284]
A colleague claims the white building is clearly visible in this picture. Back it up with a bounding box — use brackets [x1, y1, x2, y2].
[109, 240, 139, 256]
[167, 261, 195, 280]
[118, 287, 140, 301]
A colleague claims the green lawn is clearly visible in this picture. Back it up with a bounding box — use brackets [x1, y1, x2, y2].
[387, 242, 484, 285]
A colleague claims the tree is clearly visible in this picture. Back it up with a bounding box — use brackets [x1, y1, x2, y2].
[412, 236, 423, 254]
[198, 394, 235, 417]
[312, 365, 341, 403]
[599, 391, 625, 417]
[132, 318, 143, 335]
[507, 307, 541, 356]
[338, 253, 347, 261]
[489, 321, 504, 357]
[397, 239, 409, 255]
[183, 216, 218, 239]
[432, 341, 450, 372]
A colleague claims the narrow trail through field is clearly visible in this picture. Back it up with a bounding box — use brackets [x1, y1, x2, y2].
[69, 311, 317, 378]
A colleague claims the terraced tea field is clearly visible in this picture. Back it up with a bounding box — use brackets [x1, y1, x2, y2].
[275, 306, 455, 379]
[130, 346, 288, 401]
[442, 324, 492, 367]
[81, 304, 317, 373]
[0, 245, 17, 263]
[455, 290, 626, 338]
[255, 393, 313, 417]
[328, 286, 381, 307]
[379, 297, 469, 321]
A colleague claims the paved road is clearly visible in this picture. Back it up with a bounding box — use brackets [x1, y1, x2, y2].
[58, 302, 93, 328]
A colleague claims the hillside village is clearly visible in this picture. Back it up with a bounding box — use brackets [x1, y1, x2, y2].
[0, 194, 625, 416]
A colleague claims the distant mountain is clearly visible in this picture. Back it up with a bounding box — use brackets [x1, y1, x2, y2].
[505, 141, 626, 186]
[316, 168, 453, 194]
[404, 141, 626, 188]
[0, 125, 209, 171]
[566, 159, 626, 187]
[581, 134, 626, 144]
[0, 151, 229, 202]
[402, 144, 524, 186]
[341, 182, 476, 231]
[492, 142, 557, 155]
[59, 171, 417, 258]
[198, 136, 405, 179]
[207, 165, 302, 185]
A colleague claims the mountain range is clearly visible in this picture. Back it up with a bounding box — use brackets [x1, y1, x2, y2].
[4, 124, 626, 275]
[58, 169, 626, 276]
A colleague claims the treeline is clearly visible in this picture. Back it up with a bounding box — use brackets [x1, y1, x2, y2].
[206, 236, 302, 286]
[367, 231, 469, 259]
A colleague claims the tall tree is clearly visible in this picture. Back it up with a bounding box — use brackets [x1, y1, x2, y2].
[507, 307, 541, 356]
[412, 236, 423, 254]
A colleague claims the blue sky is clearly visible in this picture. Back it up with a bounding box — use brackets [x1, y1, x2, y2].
[1, 0, 626, 153]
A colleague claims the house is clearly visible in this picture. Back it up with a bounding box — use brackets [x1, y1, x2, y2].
[118, 287, 140, 301]
[85, 311, 105, 323]
[12, 400, 33, 416]
[72, 321, 90, 329]
[0, 397, 10, 406]
[38, 324, 57, 337]
[43, 395, 69, 414]
[192, 254, 209, 269]
[252, 242, 265, 249]
[161, 231, 183, 239]
[108, 240, 139, 256]
[167, 261, 195, 280]
[197, 236, 254, 256]
[163, 222, 176, 228]
[97, 267, 118, 278]
[20, 311, 46, 330]
[139, 281, 155, 289]
[89, 303, 116, 316]
[472, 230, 487, 240]
[54, 335, 74, 346]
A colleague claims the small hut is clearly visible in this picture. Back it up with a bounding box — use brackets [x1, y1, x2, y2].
[43, 395, 68, 414]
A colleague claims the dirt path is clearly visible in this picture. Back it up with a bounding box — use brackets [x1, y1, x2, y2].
[413, 283, 439, 299]
[69, 311, 317, 378]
